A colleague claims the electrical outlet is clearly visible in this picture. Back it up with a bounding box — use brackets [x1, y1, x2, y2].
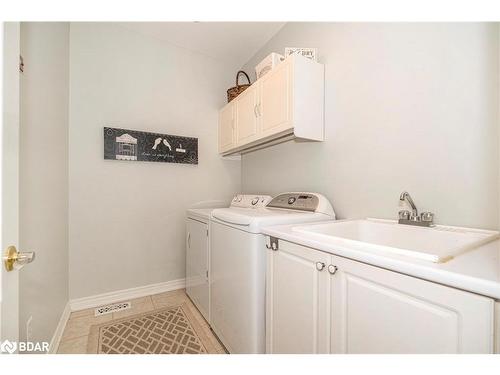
[26, 316, 33, 342]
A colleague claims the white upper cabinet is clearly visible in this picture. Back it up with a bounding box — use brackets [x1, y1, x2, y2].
[218, 55, 324, 155]
[235, 83, 260, 146]
[218, 102, 235, 153]
[259, 61, 292, 137]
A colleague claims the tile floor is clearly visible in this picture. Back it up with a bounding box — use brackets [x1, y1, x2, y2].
[57, 289, 226, 354]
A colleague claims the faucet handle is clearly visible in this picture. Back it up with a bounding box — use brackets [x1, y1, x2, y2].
[410, 212, 421, 222]
[421, 212, 434, 223]
[398, 210, 410, 220]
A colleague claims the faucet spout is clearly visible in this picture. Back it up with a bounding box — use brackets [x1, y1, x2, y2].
[399, 191, 418, 216]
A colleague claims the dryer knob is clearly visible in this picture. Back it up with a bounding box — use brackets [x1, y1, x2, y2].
[251, 197, 259, 205]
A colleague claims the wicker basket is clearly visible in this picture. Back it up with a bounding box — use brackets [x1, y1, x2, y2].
[227, 71, 251, 103]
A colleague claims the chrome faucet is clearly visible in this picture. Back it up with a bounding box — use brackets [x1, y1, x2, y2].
[400, 191, 418, 217]
[398, 191, 434, 227]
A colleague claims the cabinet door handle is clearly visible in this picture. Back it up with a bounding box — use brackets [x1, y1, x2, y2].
[187, 232, 191, 248]
[328, 264, 338, 275]
[266, 238, 279, 251]
[315, 262, 325, 271]
[254, 104, 258, 117]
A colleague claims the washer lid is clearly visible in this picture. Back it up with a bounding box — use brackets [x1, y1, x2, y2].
[211, 208, 256, 226]
[211, 207, 332, 233]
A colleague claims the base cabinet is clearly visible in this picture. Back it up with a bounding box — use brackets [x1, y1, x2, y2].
[266, 241, 330, 353]
[266, 238, 495, 354]
[331, 255, 494, 354]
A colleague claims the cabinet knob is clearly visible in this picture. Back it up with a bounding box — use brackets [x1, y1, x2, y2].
[315, 262, 325, 271]
[328, 264, 338, 275]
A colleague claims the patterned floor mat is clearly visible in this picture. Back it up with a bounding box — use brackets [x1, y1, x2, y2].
[88, 304, 215, 354]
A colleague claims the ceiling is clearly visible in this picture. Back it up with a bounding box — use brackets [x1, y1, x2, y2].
[118, 22, 286, 69]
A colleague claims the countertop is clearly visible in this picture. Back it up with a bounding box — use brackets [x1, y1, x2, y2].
[262, 220, 500, 300]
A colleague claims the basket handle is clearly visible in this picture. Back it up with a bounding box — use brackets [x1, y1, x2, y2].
[235, 71, 251, 87]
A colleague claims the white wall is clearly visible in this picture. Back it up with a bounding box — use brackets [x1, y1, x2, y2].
[69, 23, 241, 299]
[241, 23, 499, 229]
[19, 22, 69, 343]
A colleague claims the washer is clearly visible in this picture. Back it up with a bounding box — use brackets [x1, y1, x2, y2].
[210, 192, 335, 353]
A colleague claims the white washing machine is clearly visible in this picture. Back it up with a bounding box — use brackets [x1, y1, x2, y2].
[210, 192, 335, 353]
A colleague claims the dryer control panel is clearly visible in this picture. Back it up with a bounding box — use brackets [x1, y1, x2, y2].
[230, 194, 272, 208]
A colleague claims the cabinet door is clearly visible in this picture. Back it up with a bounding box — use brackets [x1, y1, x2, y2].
[235, 83, 259, 146]
[259, 60, 292, 137]
[266, 239, 331, 354]
[186, 218, 209, 321]
[330, 255, 494, 354]
[218, 102, 234, 153]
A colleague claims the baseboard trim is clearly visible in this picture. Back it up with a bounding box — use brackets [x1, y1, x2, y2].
[48, 302, 71, 354]
[69, 278, 186, 312]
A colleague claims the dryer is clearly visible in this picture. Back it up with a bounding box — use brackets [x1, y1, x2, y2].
[185, 208, 213, 322]
[186, 195, 271, 324]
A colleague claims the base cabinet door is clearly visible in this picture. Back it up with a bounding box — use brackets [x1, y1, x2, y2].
[266, 240, 331, 354]
[186, 218, 209, 321]
[330, 255, 494, 354]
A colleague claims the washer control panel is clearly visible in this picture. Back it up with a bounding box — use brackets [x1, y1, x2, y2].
[267, 193, 320, 212]
[231, 194, 272, 208]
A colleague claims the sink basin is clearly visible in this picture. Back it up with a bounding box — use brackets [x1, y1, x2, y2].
[292, 218, 499, 263]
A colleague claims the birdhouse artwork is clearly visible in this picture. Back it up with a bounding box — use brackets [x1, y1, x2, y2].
[114, 133, 138, 161]
[104, 127, 198, 165]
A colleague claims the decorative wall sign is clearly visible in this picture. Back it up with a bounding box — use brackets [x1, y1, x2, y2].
[284, 47, 317, 62]
[104, 127, 198, 165]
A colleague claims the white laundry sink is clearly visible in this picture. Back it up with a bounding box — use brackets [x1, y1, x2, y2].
[292, 218, 499, 263]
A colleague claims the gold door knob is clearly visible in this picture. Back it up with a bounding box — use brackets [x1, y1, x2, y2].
[3, 246, 35, 272]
